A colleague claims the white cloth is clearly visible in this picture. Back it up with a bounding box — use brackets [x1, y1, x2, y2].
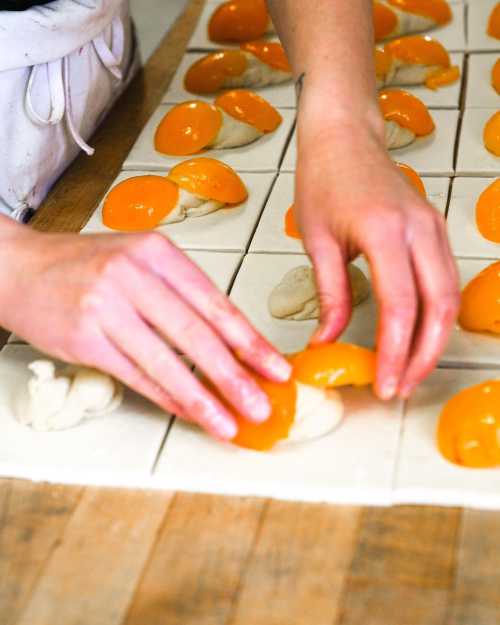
[0, 0, 139, 219]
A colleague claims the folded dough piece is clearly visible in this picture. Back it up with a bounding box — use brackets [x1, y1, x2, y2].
[379, 89, 435, 150]
[184, 43, 292, 95]
[15, 360, 123, 431]
[154, 93, 282, 157]
[373, 0, 452, 42]
[284, 383, 344, 445]
[375, 36, 459, 90]
[268, 264, 370, 321]
[102, 159, 248, 231]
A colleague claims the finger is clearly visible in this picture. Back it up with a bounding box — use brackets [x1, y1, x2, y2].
[98, 295, 240, 440]
[363, 224, 418, 400]
[301, 230, 352, 344]
[106, 256, 271, 425]
[128, 235, 291, 382]
[398, 218, 460, 397]
[76, 330, 186, 418]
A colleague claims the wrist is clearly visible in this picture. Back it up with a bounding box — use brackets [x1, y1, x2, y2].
[296, 76, 385, 144]
[0, 218, 35, 329]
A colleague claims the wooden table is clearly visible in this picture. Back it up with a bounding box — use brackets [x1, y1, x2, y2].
[1, 2, 500, 623]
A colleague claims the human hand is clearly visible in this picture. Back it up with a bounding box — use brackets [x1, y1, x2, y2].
[0, 223, 291, 439]
[294, 101, 460, 400]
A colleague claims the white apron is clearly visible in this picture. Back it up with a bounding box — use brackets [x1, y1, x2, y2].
[0, 0, 139, 220]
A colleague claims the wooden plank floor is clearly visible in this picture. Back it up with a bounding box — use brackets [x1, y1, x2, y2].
[1, 1, 500, 623]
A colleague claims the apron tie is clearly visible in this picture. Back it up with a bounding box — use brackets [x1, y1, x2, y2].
[24, 15, 125, 157]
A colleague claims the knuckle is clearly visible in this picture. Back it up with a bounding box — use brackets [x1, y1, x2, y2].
[135, 231, 168, 255]
[363, 209, 405, 243]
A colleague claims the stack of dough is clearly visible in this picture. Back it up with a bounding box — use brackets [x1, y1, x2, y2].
[15, 360, 123, 431]
[268, 264, 371, 320]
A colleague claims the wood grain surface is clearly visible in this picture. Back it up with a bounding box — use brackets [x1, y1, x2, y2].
[1, 1, 500, 624]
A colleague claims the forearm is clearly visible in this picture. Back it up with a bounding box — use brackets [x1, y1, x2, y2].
[267, 0, 382, 130]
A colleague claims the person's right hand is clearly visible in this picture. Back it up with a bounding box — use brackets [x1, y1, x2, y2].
[0, 221, 291, 439]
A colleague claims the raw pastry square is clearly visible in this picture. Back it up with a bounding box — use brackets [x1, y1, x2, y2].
[249, 173, 450, 254]
[152, 386, 403, 506]
[465, 53, 500, 108]
[447, 177, 500, 259]
[381, 53, 464, 110]
[441, 258, 500, 367]
[161, 52, 296, 109]
[187, 1, 280, 51]
[394, 367, 500, 510]
[456, 107, 500, 176]
[281, 110, 460, 176]
[468, 0, 500, 52]
[123, 104, 295, 173]
[82, 169, 276, 252]
[0, 345, 170, 487]
[229, 253, 377, 353]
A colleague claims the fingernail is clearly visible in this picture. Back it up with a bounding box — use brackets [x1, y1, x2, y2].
[265, 351, 292, 382]
[379, 378, 398, 400]
[246, 392, 271, 423]
[218, 418, 238, 440]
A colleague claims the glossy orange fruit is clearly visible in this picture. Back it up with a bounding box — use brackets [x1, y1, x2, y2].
[484, 111, 500, 157]
[488, 3, 500, 40]
[459, 261, 500, 335]
[154, 101, 222, 156]
[396, 162, 426, 196]
[208, 0, 269, 43]
[437, 380, 500, 468]
[229, 372, 297, 451]
[373, 1, 398, 41]
[492, 58, 500, 94]
[379, 89, 435, 136]
[290, 343, 376, 389]
[284, 204, 300, 239]
[387, 0, 452, 24]
[241, 41, 291, 72]
[184, 50, 247, 94]
[167, 157, 248, 204]
[215, 89, 282, 132]
[102, 175, 179, 231]
[476, 178, 500, 243]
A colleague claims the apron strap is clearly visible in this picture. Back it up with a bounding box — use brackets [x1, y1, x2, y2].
[24, 14, 125, 157]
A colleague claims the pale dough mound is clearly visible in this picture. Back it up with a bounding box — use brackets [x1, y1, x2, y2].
[268, 264, 370, 320]
[14, 360, 123, 431]
[283, 383, 344, 445]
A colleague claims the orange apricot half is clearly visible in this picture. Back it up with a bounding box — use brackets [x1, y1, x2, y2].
[290, 343, 376, 389]
[102, 175, 179, 231]
[373, 1, 398, 41]
[484, 111, 500, 157]
[437, 380, 500, 468]
[215, 89, 282, 132]
[184, 50, 247, 94]
[167, 157, 248, 204]
[241, 40, 291, 72]
[387, 0, 452, 24]
[379, 89, 435, 136]
[488, 3, 500, 40]
[154, 101, 222, 156]
[208, 0, 269, 43]
[476, 178, 500, 243]
[459, 261, 500, 335]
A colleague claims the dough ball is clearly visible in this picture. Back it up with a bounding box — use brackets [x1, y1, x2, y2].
[14, 359, 123, 431]
[282, 382, 344, 445]
[268, 264, 370, 320]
